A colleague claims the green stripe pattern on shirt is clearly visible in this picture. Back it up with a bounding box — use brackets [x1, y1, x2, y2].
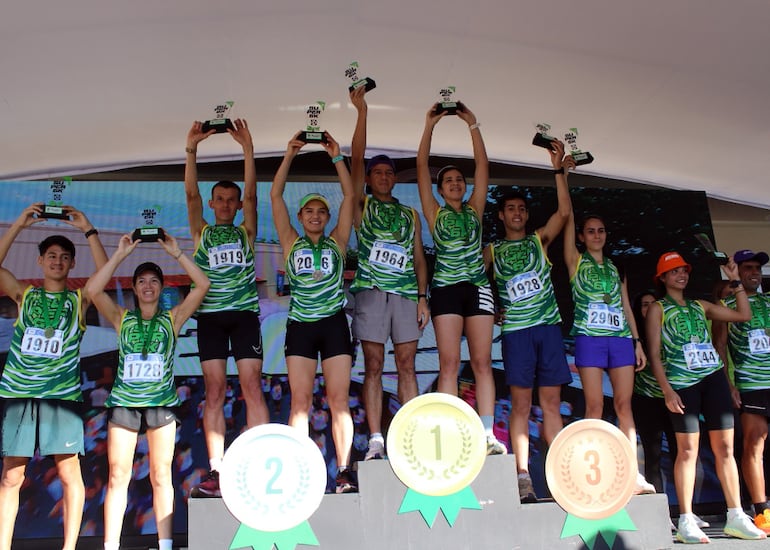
[431, 203, 487, 289]
[570, 253, 631, 337]
[724, 293, 770, 391]
[286, 236, 346, 322]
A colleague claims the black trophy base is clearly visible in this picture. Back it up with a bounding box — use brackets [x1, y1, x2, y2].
[348, 77, 377, 93]
[202, 119, 235, 134]
[298, 130, 328, 144]
[712, 251, 730, 265]
[40, 205, 69, 220]
[132, 227, 166, 243]
[532, 133, 556, 150]
[434, 101, 464, 116]
[570, 151, 595, 166]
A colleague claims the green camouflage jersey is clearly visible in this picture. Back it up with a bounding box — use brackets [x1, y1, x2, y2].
[633, 366, 665, 398]
[431, 202, 487, 289]
[193, 224, 259, 314]
[723, 293, 770, 391]
[658, 297, 721, 390]
[491, 233, 561, 333]
[0, 287, 84, 401]
[286, 235, 345, 322]
[570, 253, 631, 337]
[350, 196, 418, 301]
[107, 309, 179, 408]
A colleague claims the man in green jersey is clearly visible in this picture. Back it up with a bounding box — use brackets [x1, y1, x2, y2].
[714, 249, 770, 533]
[0, 203, 107, 550]
[185, 119, 269, 497]
[349, 87, 430, 460]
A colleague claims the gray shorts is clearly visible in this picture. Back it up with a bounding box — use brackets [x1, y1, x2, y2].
[2, 399, 84, 457]
[109, 406, 178, 432]
[352, 289, 422, 345]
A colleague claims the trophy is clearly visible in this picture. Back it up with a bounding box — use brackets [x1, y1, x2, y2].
[563, 127, 594, 166]
[201, 101, 236, 134]
[345, 61, 376, 93]
[434, 86, 464, 115]
[694, 233, 729, 265]
[298, 101, 328, 144]
[41, 177, 71, 220]
[532, 122, 557, 150]
[132, 205, 166, 243]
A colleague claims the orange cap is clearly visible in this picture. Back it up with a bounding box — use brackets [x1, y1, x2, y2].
[655, 251, 691, 280]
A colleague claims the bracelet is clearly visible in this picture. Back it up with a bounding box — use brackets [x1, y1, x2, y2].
[418, 293, 428, 300]
[552, 167, 565, 175]
[84, 228, 98, 239]
[331, 154, 344, 164]
[185, 146, 197, 154]
[173, 250, 183, 259]
[469, 122, 481, 131]
[734, 287, 746, 294]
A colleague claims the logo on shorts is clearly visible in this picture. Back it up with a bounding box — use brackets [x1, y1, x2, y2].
[64, 440, 78, 448]
[165, 414, 174, 421]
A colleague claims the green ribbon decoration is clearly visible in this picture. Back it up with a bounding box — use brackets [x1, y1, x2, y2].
[560, 510, 637, 549]
[229, 521, 318, 550]
[397, 486, 481, 527]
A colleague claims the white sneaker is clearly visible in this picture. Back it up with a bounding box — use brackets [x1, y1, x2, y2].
[634, 472, 656, 495]
[677, 515, 710, 544]
[486, 435, 506, 455]
[724, 511, 767, 540]
[364, 437, 385, 460]
[694, 515, 710, 529]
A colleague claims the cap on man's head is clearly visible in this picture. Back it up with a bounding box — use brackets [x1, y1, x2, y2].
[298, 193, 330, 213]
[132, 262, 164, 286]
[366, 155, 396, 175]
[734, 249, 769, 266]
[655, 251, 691, 280]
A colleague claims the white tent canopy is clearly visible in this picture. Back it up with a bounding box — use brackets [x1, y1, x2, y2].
[2, 1, 769, 208]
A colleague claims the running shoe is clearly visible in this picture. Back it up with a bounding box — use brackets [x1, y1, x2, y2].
[190, 470, 221, 498]
[694, 515, 710, 529]
[486, 435, 506, 455]
[335, 468, 358, 494]
[364, 437, 385, 461]
[676, 515, 710, 544]
[724, 510, 767, 540]
[633, 472, 656, 495]
[754, 509, 770, 534]
[518, 474, 537, 503]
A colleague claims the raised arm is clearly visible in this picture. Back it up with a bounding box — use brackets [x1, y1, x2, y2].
[327, 134, 355, 253]
[158, 234, 211, 333]
[184, 122, 216, 241]
[701, 259, 751, 323]
[645, 301, 684, 414]
[85, 234, 139, 330]
[229, 119, 257, 242]
[270, 134, 304, 257]
[0, 204, 45, 303]
[457, 105, 488, 217]
[537, 140, 574, 250]
[350, 87, 368, 226]
[416, 105, 445, 229]
[563, 203, 580, 278]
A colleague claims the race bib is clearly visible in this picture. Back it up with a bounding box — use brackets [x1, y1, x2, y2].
[369, 241, 407, 273]
[683, 343, 719, 370]
[21, 327, 64, 359]
[208, 243, 246, 268]
[586, 303, 622, 331]
[748, 329, 770, 354]
[505, 271, 543, 303]
[123, 353, 163, 382]
[292, 249, 333, 276]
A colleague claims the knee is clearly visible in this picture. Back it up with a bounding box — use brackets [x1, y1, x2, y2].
[325, 391, 350, 414]
[364, 358, 384, 378]
[150, 465, 173, 490]
[107, 464, 133, 489]
[510, 398, 532, 418]
[1, 468, 25, 490]
[676, 445, 698, 463]
[204, 384, 226, 408]
[291, 393, 313, 414]
[470, 358, 492, 376]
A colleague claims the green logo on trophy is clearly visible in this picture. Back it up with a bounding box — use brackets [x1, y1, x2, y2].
[345, 61, 376, 93]
[564, 127, 595, 166]
[434, 86, 464, 116]
[298, 101, 328, 144]
[201, 101, 235, 134]
[532, 122, 557, 150]
[41, 177, 71, 220]
[132, 205, 165, 243]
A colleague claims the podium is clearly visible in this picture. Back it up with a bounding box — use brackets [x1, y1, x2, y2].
[188, 454, 673, 549]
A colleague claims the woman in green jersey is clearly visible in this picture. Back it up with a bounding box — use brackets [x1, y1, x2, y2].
[86, 233, 210, 550]
[647, 251, 764, 543]
[271, 131, 358, 493]
[416, 102, 505, 454]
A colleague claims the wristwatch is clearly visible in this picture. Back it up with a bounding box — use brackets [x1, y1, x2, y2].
[729, 280, 742, 289]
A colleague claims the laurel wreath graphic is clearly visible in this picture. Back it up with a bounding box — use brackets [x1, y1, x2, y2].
[558, 438, 626, 509]
[278, 456, 311, 515]
[442, 418, 473, 479]
[402, 419, 435, 480]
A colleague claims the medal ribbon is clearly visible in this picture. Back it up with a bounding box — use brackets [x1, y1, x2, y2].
[39, 289, 67, 335]
[664, 296, 701, 342]
[583, 252, 613, 299]
[135, 309, 160, 358]
[309, 236, 325, 273]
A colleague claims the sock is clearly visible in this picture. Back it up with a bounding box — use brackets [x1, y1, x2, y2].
[104, 542, 119, 550]
[727, 507, 743, 520]
[338, 465, 349, 473]
[369, 432, 384, 442]
[679, 512, 695, 523]
[158, 538, 173, 550]
[517, 472, 530, 480]
[480, 415, 494, 434]
[754, 502, 769, 516]
[210, 457, 222, 472]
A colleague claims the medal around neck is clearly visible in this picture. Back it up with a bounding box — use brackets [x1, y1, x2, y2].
[298, 101, 328, 144]
[132, 205, 165, 242]
[345, 61, 376, 93]
[434, 86, 464, 116]
[41, 177, 71, 220]
[201, 101, 235, 134]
